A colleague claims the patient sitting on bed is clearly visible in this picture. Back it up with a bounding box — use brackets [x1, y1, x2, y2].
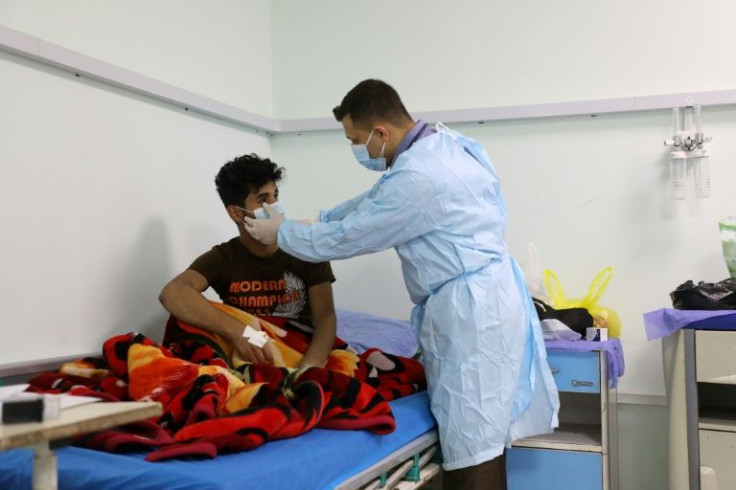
[159, 153, 336, 369]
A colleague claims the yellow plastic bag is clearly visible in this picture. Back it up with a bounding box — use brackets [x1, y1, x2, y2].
[543, 267, 621, 338]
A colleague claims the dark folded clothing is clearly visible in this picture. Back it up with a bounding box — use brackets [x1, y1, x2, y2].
[533, 298, 594, 335]
[671, 278, 736, 310]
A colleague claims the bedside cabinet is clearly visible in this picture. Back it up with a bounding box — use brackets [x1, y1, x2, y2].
[507, 350, 619, 490]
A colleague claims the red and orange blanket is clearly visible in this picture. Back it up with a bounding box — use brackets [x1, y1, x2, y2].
[26, 304, 426, 461]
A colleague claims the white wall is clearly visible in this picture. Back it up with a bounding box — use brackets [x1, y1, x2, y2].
[272, 0, 736, 118]
[0, 0, 273, 115]
[0, 24, 271, 363]
[618, 403, 668, 490]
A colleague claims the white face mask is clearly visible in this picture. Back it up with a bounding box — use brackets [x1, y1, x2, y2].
[236, 201, 286, 221]
[351, 129, 387, 172]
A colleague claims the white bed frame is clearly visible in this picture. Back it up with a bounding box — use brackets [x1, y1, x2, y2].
[342, 431, 441, 490]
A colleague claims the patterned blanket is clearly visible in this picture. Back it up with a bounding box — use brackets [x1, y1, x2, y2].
[27, 303, 426, 461]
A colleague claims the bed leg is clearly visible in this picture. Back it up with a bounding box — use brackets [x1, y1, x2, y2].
[32, 442, 57, 490]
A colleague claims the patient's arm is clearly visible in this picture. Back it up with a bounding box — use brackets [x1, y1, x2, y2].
[159, 270, 275, 364]
[299, 281, 337, 368]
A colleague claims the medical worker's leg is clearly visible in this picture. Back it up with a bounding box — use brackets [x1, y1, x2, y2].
[443, 453, 507, 490]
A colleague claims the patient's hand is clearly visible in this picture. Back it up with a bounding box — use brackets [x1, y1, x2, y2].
[231, 331, 275, 365]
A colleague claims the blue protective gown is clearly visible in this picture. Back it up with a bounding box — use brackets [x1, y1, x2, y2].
[278, 124, 559, 470]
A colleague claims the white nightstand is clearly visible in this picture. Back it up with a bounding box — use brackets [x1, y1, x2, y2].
[508, 349, 619, 490]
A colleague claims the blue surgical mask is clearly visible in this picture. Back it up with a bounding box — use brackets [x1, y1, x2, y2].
[236, 202, 286, 221]
[351, 129, 387, 172]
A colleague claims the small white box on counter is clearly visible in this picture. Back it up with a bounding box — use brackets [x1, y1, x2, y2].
[586, 327, 608, 342]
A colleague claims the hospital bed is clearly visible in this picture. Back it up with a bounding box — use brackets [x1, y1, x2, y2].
[0, 310, 625, 489]
[0, 310, 442, 490]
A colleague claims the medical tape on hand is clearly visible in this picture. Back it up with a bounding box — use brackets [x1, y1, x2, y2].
[241, 326, 269, 348]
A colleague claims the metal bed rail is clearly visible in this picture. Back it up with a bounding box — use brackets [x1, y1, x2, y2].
[336, 430, 440, 490]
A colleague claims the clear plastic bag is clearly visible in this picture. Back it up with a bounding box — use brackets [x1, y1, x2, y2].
[525, 242, 549, 302]
[543, 267, 621, 338]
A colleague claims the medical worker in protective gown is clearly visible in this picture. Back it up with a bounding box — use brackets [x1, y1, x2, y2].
[244, 79, 559, 489]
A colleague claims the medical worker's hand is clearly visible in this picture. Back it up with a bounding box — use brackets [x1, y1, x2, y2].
[243, 203, 284, 245]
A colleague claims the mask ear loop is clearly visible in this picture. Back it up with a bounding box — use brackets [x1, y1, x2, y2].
[235, 206, 256, 221]
[369, 127, 388, 159]
[365, 127, 388, 162]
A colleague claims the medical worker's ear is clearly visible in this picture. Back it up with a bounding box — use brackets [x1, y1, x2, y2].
[374, 126, 390, 141]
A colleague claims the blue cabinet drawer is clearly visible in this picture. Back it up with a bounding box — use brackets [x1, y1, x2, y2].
[507, 447, 603, 490]
[546, 350, 600, 393]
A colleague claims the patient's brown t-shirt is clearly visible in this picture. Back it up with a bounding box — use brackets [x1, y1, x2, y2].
[188, 238, 335, 325]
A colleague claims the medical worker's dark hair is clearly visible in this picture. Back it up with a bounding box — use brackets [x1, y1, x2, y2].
[333, 79, 412, 128]
[215, 153, 284, 207]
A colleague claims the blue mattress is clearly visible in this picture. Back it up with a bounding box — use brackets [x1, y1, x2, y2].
[0, 392, 436, 490]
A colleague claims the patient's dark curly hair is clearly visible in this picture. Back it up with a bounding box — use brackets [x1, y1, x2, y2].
[215, 153, 284, 207]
